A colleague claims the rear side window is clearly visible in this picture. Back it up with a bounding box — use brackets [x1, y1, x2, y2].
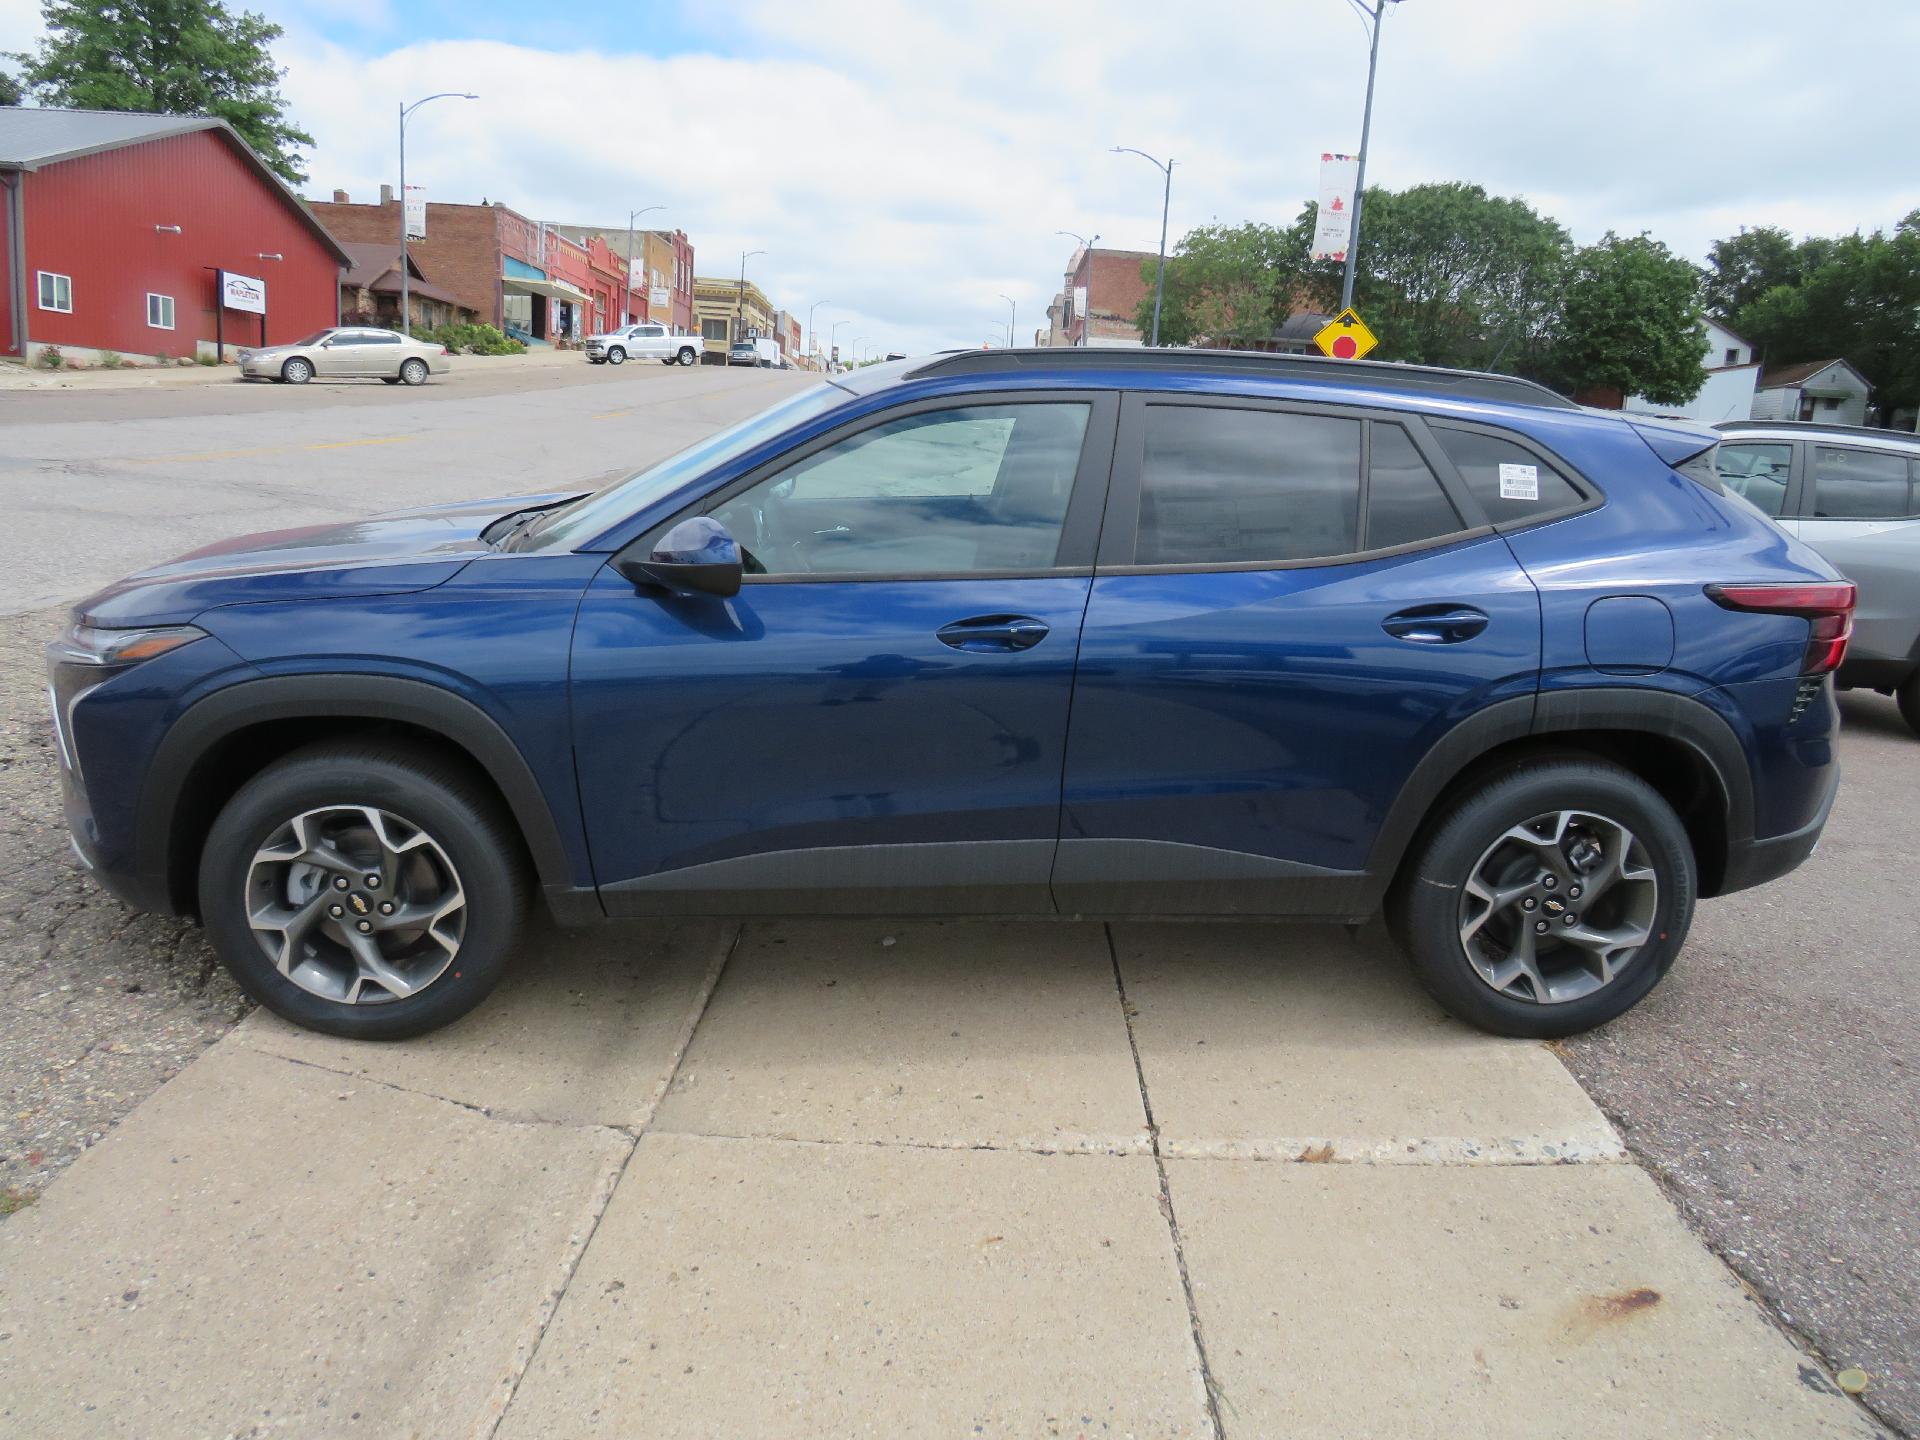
[1432, 427, 1582, 523]
[1811, 446, 1915, 519]
[1715, 442, 1791, 517]
[1134, 407, 1360, 565]
[1367, 424, 1466, 549]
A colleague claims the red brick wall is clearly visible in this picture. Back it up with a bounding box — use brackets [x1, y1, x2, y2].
[1072, 248, 1154, 343]
[308, 196, 505, 327]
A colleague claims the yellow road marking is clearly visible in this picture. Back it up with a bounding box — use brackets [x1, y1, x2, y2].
[590, 408, 633, 420]
[303, 435, 418, 451]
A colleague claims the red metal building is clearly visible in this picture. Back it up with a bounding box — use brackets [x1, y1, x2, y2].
[1, 109, 349, 363]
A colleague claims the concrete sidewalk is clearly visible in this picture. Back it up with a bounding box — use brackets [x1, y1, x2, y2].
[0, 920, 1882, 1438]
[0, 345, 584, 392]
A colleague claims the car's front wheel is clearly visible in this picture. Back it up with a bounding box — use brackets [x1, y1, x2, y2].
[281, 357, 313, 384]
[607, 346, 626, 365]
[199, 741, 528, 1039]
[1389, 758, 1694, 1038]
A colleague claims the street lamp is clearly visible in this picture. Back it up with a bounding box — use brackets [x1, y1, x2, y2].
[808, 299, 829, 366]
[737, 250, 766, 343]
[398, 91, 477, 337]
[829, 318, 849, 368]
[1111, 147, 1173, 346]
[1338, 0, 1402, 313]
[1055, 229, 1099, 251]
[998, 293, 1017, 348]
[625, 205, 664, 325]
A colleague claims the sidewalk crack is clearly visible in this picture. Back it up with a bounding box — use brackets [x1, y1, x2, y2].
[1108, 924, 1228, 1440]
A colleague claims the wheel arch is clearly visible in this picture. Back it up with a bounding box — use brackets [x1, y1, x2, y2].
[1370, 689, 1752, 902]
[139, 675, 594, 923]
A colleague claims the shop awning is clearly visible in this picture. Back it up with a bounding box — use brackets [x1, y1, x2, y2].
[503, 273, 590, 305]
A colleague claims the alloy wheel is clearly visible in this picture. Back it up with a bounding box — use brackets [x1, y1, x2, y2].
[245, 805, 466, 1005]
[1457, 808, 1658, 1004]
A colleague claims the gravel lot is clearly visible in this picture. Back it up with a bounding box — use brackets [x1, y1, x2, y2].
[0, 366, 1911, 1433]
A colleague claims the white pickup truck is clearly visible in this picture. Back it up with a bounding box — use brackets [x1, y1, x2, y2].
[584, 322, 700, 367]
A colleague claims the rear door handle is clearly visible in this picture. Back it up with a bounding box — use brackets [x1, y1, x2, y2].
[937, 614, 1051, 652]
[1381, 605, 1490, 644]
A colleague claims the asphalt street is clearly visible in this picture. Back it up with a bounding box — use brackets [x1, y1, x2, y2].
[0, 361, 1911, 1434]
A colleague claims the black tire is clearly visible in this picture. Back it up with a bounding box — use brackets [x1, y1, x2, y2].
[399, 357, 429, 386]
[382, 376, 401, 384]
[1897, 672, 1920, 736]
[198, 740, 529, 1040]
[281, 356, 312, 384]
[677, 346, 697, 366]
[607, 346, 626, 365]
[1387, 758, 1695, 1038]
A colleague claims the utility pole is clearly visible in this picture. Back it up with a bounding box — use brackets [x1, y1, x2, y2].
[1340, 0, 1397, 314]
[737, 249, 765, 343]
[1111, 148, 1173, 346]
[998, 293, 1017, 347]
[397, 92, 476, 337]
[624, 205, 663, 325]
[807, 299, 829, 367]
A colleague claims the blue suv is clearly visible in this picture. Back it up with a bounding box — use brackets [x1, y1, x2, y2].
[49, 350, 1850, 1041]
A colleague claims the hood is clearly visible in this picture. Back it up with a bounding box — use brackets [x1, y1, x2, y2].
[76, 490, 581, 627]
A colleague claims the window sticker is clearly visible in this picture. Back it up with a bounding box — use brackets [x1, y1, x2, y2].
[1498, 462, 1539, 501]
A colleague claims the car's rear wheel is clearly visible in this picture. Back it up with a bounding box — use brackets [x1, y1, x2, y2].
[1389, 759, 1694, 1038]
[1896, 671, 1920, 736]
[281, 357, 313, 384]
[399, 357, 429, 386]
[677, 346, 697, 366]
[199, 741, 528, 1040]
[607, 346, 626, 365]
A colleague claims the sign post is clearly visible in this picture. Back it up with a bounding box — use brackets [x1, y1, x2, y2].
[1313, 307, 1378, 361]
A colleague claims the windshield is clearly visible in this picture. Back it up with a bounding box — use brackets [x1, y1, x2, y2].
[519, 383, 851, 551]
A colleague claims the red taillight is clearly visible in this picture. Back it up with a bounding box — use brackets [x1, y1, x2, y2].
[1706, 581, 1856, 675]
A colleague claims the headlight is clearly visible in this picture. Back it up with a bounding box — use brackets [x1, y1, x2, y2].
[50, 622, 207, 667]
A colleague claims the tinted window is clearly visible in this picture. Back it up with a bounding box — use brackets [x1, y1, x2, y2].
[363, 332, 402, 345]
[709, 403, 1089, 576]
[1134, 407, 1361, 565]
[1811, 446, 1913, 518]
[1368, 424, 1465, 549]
[1715, 442, 1790, 516]
[1432, 428, 1582, 522]
[327, 332, 367, 346]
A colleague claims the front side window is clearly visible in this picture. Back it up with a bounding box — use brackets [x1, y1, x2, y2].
[146, 293, 175, 330]
[37, 272, 72, 313]
[1134, 406, 1361, 565]
[1432, 427, 1583, 523]
[709, 403, 1090, 576]
[1715, 442, 1791, 516]
[1811, 446, 1913, 519]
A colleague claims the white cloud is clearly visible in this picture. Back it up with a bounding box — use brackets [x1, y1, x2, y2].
[15, 0, 1920, 354]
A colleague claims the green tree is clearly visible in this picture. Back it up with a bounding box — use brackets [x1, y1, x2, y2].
[1729, 213, 1920, 418]
[1702, 225, 1819, 319]
[0, 66, 22, 105]
[1134, 215, 1323, 348]
[11, 0, 312, 183]
[1546, 233, 1706, 405]
[1344, 182, 1570, 372]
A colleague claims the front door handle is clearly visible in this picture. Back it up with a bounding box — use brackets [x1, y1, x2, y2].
[1381, 605, 1490, 644]
[936, 614, 1051, 652]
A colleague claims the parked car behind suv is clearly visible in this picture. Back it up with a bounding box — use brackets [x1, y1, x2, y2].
[238, 327, 448, 385]
[584, 322, 700, 367]
[51, 350, 1850, 1041]
[1716, 419, 1920, 732]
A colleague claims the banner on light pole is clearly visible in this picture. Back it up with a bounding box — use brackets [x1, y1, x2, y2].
[404, 187, 427, 240]
[1310, 153, 1358, 262]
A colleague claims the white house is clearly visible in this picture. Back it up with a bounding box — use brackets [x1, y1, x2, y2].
[1624, 318, 1760, 422]
[1751, 357, 1873, 427]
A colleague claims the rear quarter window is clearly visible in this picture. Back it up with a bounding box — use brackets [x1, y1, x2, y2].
[1432, 427, 1583, 524]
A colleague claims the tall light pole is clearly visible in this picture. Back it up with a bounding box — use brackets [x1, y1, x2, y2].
[1340, 0, 1400, 313]
[1111, 147, 1173, 346]
[624, 205, 664, 324]
[736, 249, 765, 343]
[829, 318, 849, 367]
[807, 299, 829, 366]
[1055, 229, 1098, 251]
[998, 293, 1017, 347]
[398, 92, 477, 337]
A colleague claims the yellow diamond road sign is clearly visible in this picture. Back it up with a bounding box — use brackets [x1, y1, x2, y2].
[1314, 307, 1378, 361]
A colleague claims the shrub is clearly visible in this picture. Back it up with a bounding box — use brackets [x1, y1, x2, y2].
[153, 352, 172, 366]
[195, 352, 218, 366]
[420, 321, 525, 356]
[99, 350, 124, 369]
[35, 346, 63, 369]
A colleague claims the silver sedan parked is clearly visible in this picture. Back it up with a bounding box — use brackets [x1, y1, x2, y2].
[239, 327, 451, 386]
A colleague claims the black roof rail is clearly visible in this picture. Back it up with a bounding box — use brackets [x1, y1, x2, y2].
[904, 346, 1579, 410]
[1716, 418, 1918, 442]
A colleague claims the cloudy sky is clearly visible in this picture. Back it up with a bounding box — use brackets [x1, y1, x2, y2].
[5, 0, 1918, 355]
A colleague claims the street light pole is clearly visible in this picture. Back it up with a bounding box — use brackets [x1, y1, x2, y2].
[398, 92, 477, 338]
[1111, 148, 1173, 346]
[807, 300, 829, 367]
[998, 293, 1016, 348]
[737, 249, 766, 344]
[1340, 0, 1397, 314]
[1055, 230, 1100, 344]
[624, 205, 664, 325]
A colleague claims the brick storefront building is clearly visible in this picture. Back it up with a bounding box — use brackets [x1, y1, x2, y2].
[1045, 244, 1156, 347]
[548, 223, 695, 332]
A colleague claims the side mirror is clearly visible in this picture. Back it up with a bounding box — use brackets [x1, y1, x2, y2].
[616, 516, 743, 598]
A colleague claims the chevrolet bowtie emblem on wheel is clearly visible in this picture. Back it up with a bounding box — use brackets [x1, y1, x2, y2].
[348, 893, 371, 916]
[1542, 897, 1567, 916]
